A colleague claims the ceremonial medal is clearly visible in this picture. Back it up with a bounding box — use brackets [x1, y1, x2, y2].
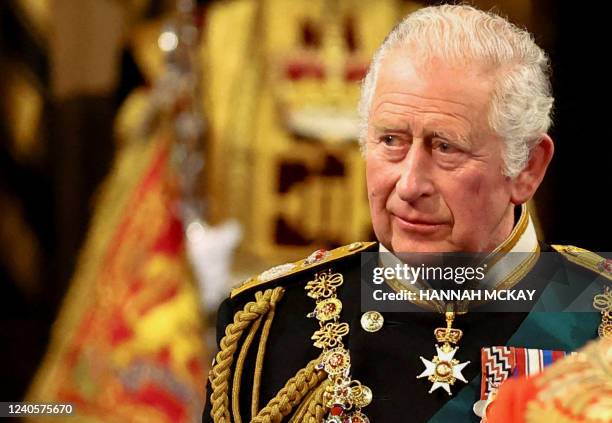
[417, 309, 470, 395]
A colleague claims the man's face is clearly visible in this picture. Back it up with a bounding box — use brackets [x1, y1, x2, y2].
[365, 49, 515, 253]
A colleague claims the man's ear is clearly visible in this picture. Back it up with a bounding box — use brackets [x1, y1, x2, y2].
[510, 134, 554, 205]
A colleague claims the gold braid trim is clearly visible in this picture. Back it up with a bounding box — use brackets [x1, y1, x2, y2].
[288, 389, 316, 422]
[252, 290, 282, 416]
[302, 380, 330, 423]
[233, 288, 285, 423]
[210, 286, 327, 423]
[232, 312, 263, 423]
[551, 244, 612, 281]
[288, 379, 328, 423]
[251, 358, 327, 423]
[210, 287, 285, 423]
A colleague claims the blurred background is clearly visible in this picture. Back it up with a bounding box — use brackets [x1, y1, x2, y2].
[0, 0, 609, 421]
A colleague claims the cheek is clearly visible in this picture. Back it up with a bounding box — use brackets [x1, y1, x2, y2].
[465, 174, 483, 197]
[365, 158, 381, 196]
[366, 158, 395, 205]
[444, 170, 507, 227]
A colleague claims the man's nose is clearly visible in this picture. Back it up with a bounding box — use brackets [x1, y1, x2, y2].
[395, 140, 435, 202]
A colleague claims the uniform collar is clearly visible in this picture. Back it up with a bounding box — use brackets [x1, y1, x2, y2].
[481, 203, 540, 290]
[490, 203, 538, 257]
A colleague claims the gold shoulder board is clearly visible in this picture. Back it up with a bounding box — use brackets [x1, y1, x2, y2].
[551, 244, 612, 281]
[230, 242, 376, 298]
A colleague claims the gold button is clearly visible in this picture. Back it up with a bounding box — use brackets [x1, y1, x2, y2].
[360, 311, 384, 332]
[347, 242, 363, 251]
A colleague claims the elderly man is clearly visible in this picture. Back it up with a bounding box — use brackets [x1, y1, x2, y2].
[203, 5, 609, 423]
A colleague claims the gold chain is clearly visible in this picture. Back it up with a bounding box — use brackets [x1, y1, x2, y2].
[305, 269, 372, 422]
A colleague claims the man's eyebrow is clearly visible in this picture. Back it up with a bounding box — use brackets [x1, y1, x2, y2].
[432, 130, 471, 148]
[371, 125, 472, 147]
[372, 124, 413, 134]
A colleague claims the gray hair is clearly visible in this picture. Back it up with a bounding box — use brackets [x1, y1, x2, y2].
[358, 4, 554, 177]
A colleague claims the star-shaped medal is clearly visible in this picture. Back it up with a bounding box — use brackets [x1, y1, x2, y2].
[417, 344, 470, 395]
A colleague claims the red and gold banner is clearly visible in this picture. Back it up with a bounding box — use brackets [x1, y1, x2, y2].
[26, 134, 207, 422]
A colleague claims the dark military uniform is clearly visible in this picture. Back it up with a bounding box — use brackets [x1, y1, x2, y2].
[202, 215, 610, 422]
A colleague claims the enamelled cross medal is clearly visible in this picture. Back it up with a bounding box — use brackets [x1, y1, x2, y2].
[417, 309, 470, 395]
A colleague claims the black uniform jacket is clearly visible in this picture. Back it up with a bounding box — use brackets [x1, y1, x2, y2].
[202, 241, 607, 422]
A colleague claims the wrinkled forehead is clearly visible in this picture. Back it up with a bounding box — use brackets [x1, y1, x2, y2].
[371, 47, 498, 131]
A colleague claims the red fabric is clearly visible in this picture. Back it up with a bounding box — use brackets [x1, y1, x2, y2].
[486, 375, 539, 422]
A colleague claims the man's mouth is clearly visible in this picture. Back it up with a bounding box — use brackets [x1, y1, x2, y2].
[391, 213, 446, 234]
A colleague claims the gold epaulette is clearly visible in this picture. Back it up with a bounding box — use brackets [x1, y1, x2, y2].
[551, 244, 612, 281]
[230, 241, 376, 299]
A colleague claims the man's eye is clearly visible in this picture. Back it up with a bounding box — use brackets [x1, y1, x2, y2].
[380, 135, 404, 147]
[433, 139, 460, 154]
